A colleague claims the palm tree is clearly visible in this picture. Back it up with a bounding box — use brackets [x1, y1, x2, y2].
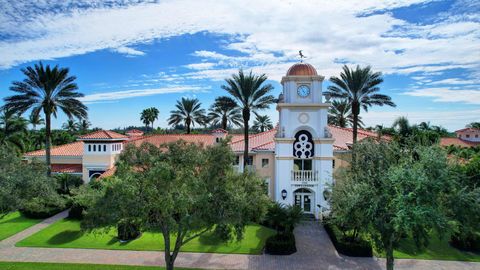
[148, 107, 159, 130]
[2, 62, 87, 176]
[208, 96, 242, 130]
[327, 99, 364, 128]
[0, 109, 28, 152]
[325, 65, 395, 144]
[140, 109, 151, 131]
[252, 115, 273, 132]
[222, 70, 275, 166]
[467, 122, 480, 129]
[29, 113, 44, 130]
[78, 119, 91, 133]
[62, 118, 78, 133]
[168, 98, 205, 134]
[392, 116, 412, 138]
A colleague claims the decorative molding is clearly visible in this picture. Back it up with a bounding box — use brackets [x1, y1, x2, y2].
[313, 156, 334, 160]
[298, 112, 310, 124]
[274, 138, 295, 143]
[313, 138, 335, 144]
[281, 75, 325, 84]
[277, 103, 330, 109]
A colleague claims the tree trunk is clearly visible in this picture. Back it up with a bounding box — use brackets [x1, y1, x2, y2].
[45, 112, 52, 177]
[222, 115, 227, 130]
[242, 108, 250, 169]
[351, 102, 360, 166]
[186, 118, 191, 134]
[386, 239, 395, 270]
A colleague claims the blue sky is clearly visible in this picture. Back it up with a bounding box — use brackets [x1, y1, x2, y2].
[0, 0, 479, 131]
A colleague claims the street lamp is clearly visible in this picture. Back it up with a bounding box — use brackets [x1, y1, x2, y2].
[281, 189, 287, 200]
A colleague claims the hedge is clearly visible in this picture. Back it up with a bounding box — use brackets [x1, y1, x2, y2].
[324, 224, 373, 257]
[450, 233, 480, 252]
[265, 232, 296, 255]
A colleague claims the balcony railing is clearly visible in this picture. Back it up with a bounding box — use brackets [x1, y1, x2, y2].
[291, 170, 318, 182]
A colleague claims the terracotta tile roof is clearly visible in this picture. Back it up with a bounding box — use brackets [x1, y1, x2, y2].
[229, 134, 244, 143]
[440, 137, 480, 148]
[328, 126, 390, 150]
[128, 134, 216, 148]
[211, 128, 228, 134]
[98, 166, 117, 179]
[25, 141, 84, 157]
[51, 164, 82, 173]
[78, 130, 128, 140]
[455, 127, 480, 133]
[230, 129, 277, 152]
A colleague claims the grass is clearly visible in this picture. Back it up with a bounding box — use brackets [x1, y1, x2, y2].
[0, 262, 201, 270]
[17, 218, 275, 254]
[0, 212, 43, 241]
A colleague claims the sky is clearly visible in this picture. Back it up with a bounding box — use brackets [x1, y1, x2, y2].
[0, 0, 479, 131]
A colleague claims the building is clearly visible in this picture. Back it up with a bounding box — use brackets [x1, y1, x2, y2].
[440, 127, 480, 148]
[24, 63, 385, 219]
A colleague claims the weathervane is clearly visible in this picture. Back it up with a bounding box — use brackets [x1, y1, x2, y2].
[299, 50, 306, 62]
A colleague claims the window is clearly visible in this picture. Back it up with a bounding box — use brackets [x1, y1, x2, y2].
[103, 145, 106, 152]
[476, 134, 479, 138]
[294, 159, 312, 171]
[262, 158, 269, 168]
[332, 159, 336, 168]
[93, 145, 96, 151]
[246, 156, 254, 165]
[263, 178, 271, 196]
[233, 156, 240, 165]
[88, 145, 91, 152]
[466, 134, 470, 138]
[215, 137, 220, 143]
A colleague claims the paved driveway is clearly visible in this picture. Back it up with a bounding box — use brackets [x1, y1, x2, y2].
[0, 211, 479, 270]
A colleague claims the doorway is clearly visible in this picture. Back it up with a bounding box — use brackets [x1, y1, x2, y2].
[294, 188, 314, 214]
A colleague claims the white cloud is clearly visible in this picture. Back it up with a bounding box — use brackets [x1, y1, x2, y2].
[80, 85, 207, 103]
[403, 88, 480, 104]
[184, 62, 216, 70]
[112, 46, 145, 56]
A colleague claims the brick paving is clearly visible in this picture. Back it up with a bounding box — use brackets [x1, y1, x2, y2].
[1, 211, 479, 270]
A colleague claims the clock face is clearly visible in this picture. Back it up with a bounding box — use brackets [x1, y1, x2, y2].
[297, 85, 310, 97]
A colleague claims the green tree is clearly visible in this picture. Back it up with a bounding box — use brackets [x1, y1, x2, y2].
[328, 99, 364, 128]
[466, 122, 480, 129]
[252, 115, 273, 133]
[29, 113, 44, 130]
[222, 70, 275, 166]
[0, 109, 28, 153]
[148, 107, 159, 130]
[141, 107, 160, 131]
[330, 140, 452, 270]
[77, 119, 91, 133]
[140, 109, 151, 130]
[2, 62, 87, 176]
[62, 118, 78, 133]
[325, 65, 395, 144]
[82, 140, 269, 270]
[208, 96, 242, 130]
[167, 98, 205, 134]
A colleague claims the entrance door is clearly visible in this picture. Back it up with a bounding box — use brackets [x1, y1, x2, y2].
[294, 188, 313, 214]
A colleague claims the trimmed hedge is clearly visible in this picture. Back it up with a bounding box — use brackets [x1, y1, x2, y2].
[450, 233, 480, 252]
[117, 220, 141, 242]
[265, 232, 297, 255]
[324, 224, 373, 257]
[20, 198, 65, 219]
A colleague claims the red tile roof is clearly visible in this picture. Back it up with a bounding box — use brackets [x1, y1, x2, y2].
[98, 166, 117, 179]
[230, 129, 277, 152]
[128, 134, 216, 148]
[328, 126, 390, 150]
[440, 137, 480, 148]
[25, 141, 84, 157]
[211, 128, 228, 134]
[78, 130, 128, 140]
[455, 127, 480, 133]
[51, 164, 82, 173]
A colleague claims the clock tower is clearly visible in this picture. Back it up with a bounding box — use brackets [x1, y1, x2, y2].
[274, 62, 334, 219]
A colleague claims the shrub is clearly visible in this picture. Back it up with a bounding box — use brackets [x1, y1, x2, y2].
[450, 233, 480, 252]
[264, 202, 303, 233]
[55, 174, 83, 195]
[324, 223, 373, 257]
[68, 204, 84, 220]
[20, 196, 66, 219]
[265, 232, 296, 255]
[117, 219, 141, 241]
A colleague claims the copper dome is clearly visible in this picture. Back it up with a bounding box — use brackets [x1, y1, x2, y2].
[286, 63, 318, 76]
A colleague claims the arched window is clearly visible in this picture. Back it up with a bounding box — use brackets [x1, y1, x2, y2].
[293, 130, 314, 158]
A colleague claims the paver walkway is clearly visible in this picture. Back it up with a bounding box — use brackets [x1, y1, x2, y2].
[1, 211, 479, 270]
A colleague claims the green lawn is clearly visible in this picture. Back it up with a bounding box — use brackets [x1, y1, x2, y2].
[17, 218, 275, 254]
[0, 262, 201, 270]
[374, 232, 480, 262]
[0, 212, 43, 241]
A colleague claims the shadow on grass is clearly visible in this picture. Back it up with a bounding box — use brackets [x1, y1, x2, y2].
[47, 230, 84, 245]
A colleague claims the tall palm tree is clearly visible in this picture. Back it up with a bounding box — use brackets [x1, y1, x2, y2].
[29, 113, 44, 130]
[208, 96, 242, 130]
[168, 98, 205, 134]
[0, 109, 28, 152]
[327, 99, 364, 128]
[140, 109, 151, 131]
[78, 119, 91, 133]
[148, 107, 159, 130]
[222, 70, 275, 166]
[325, 65, 395, 144]
[252, 115, 273, 132]
[2, 62, 87, 176]
[392, 116, 412, 138]
[62, 118, 78, 133]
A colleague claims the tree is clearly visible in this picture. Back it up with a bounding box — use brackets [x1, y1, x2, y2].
[467, 122, 480, 129]
[328, 99, 364, 128]
[0, 109, 28, 153]
[82, 140, 269, 270]
[140, 109, 151, 130]
[392, 116, 412, 138]
[29, 113, 44, 130]
[252, 115, 273, 132]
[167, 98, 205, 134]
[2, 62, 87, 176]
[62, 118, 78, 133]
[78, 119, 91, 133]
[325, 65, 395, 145]
[208, 96, 242, 130]
[222, 70, 275, 166]
[330, 140, 452, 270]
[140, 107, 160, 131]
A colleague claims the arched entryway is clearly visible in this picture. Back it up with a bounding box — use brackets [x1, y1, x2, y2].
[293, 188, 314, 214]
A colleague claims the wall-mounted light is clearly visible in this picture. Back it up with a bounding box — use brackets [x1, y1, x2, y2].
[281, 189, 287, 200]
